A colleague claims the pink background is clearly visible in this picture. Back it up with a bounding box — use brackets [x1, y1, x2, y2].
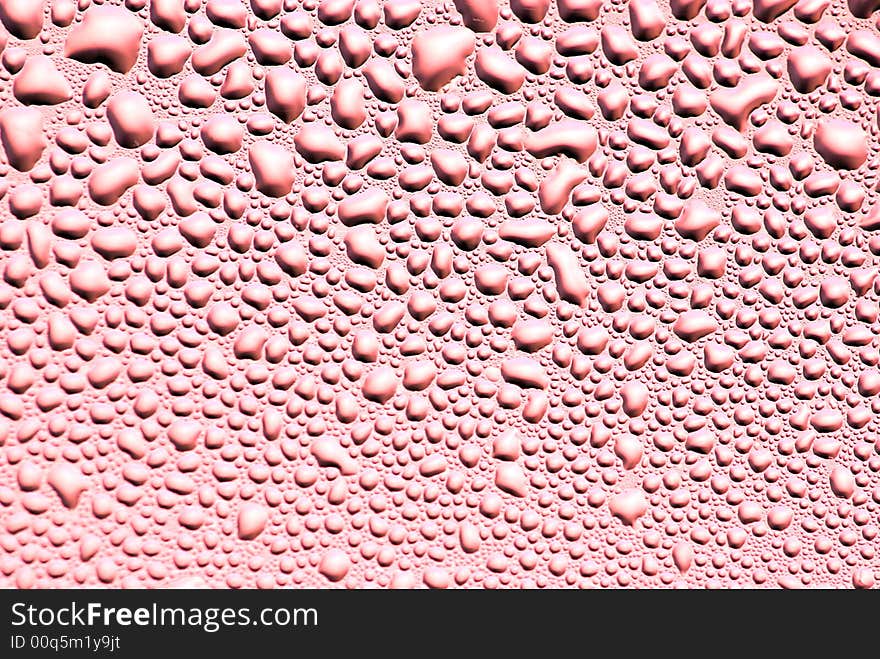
[0, 0, 879, 588]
